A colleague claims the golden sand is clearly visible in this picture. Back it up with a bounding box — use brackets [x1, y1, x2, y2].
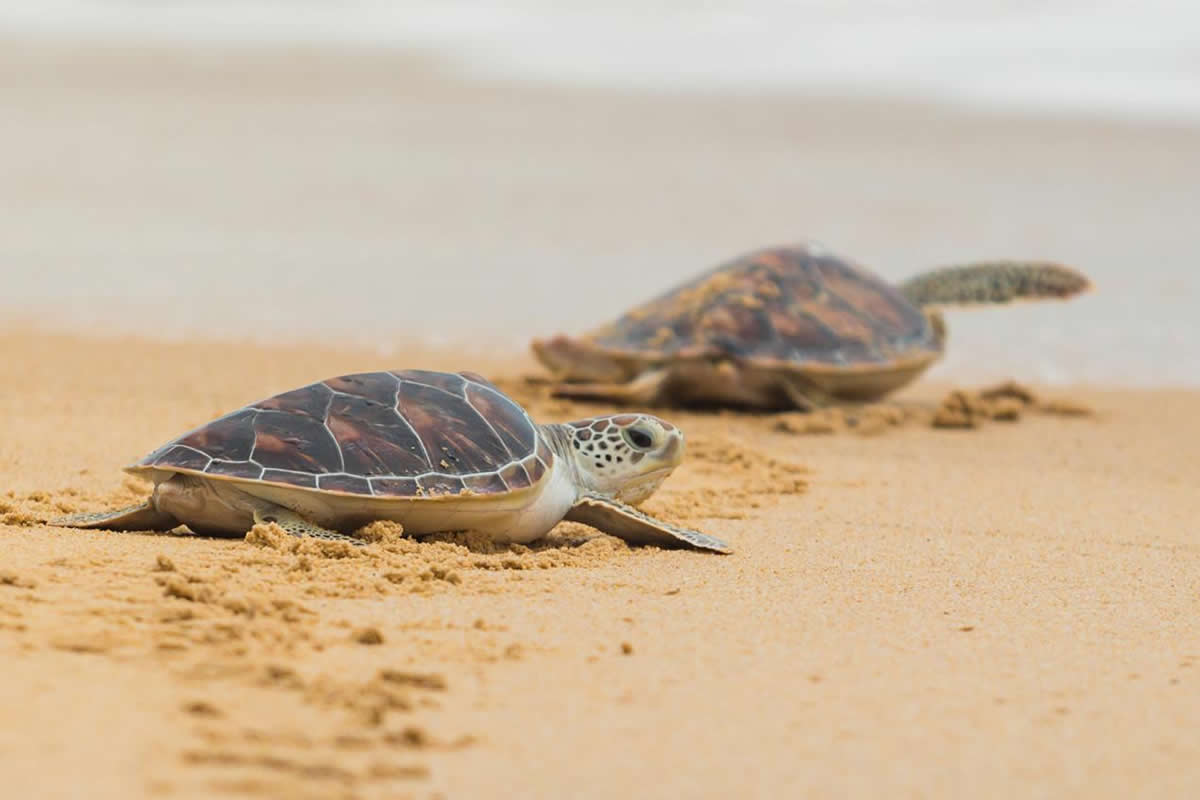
[2, 329, 1198, 798]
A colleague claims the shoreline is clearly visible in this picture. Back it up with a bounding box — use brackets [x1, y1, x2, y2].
[2, 7, 1198, 126]
[2, 37, 1198, 385]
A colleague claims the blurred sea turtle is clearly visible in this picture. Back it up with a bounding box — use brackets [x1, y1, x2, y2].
[51, 370, 730, 553]
[532, 243, 1091, 410]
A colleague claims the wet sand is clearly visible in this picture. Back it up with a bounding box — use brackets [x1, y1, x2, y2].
[2, 329, 1198, 799]
[2, 37, 1199, 384]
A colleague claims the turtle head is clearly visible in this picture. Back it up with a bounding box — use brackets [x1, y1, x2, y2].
[560, 413, 684, 506]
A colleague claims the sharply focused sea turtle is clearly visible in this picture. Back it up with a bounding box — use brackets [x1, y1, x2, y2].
[51, 369, 730, 553]
[532, 243, 1092, 410]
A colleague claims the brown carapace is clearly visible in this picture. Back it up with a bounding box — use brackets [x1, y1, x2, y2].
[137, 370, 549, 498]
[532, 243, 1092, 410]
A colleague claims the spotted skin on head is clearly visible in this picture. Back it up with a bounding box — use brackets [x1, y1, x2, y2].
[557, 414, 682, 507]
[566, 415, 662, 472]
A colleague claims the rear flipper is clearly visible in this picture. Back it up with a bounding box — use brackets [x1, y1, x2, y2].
[252, 508, 365, 546]
[898, 261, 1092, 307]
[50, 502, 179, 531]
[565, 493, 732, 554]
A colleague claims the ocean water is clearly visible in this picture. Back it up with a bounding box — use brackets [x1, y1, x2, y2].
[1, 1, 1198, 386]
[4, 0, 1200, 121]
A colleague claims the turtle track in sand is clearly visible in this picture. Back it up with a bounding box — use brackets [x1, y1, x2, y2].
[1, 506, 639, 798]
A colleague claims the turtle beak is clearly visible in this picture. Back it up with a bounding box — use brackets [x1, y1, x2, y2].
[659, 431, 684, 466]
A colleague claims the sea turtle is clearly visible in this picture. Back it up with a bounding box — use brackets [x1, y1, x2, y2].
[531, 243, 1092, 410]
[51, 369, 730, 553]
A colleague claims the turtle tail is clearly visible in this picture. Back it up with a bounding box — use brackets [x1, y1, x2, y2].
[898, 261, 1092, 308]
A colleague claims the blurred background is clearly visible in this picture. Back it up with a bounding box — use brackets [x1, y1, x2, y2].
[2, 1, 1198, 384]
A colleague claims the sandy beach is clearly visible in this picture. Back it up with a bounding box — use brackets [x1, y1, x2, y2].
[1, 32, 1199, 800]
[2, 329, 1198, 799]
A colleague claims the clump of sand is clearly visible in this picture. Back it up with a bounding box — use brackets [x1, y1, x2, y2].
[0, 570, 37, 589]
[770, 381, 1095, 436]
[932, 381, 1095, 429]
[244, 521, 363, 560]
[773, 404, 922, 436]
[931, 389, 1021, 429]
[243, 518, 634, 580]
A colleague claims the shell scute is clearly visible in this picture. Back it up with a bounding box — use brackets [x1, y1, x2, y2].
[318, 474, 372, 494]
[393, 369, 468, 397]
[174, 409, 257, 462]
[523, 455, 548, 486]
[253, 382, 333, 420]
[369, 476, 421, 497]
[323, 372, 399, 406]
[462, 473, 510, 495]
[764, 303, 841, 345]
[458, 371, 504, 392]
[150, 445, 211, 471]
[262, 470, 318, 489]
[812, 257, 919, 338]
[326, 393, 430, 476]
[535, 436, 555, 469]
[207, 460, 265, 480]
[395, 382, 512, 475]
[498, 462, 532, 491]
[790, 297, 880, 348]
[464, 381, 537, 458]
[417, 474, 468, 497]
[250, 410, 343, 474]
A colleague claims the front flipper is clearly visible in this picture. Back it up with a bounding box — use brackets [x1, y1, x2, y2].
[50, 502, 179, 531]
[564, 493, 732, 554]
[778, 373, 834, 412]
[551, 368, 669, 406]
[252, 509, 364, 546]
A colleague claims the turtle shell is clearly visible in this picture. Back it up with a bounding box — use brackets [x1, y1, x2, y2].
[586, 244, 939, 369]
[131, 370, 554, 498]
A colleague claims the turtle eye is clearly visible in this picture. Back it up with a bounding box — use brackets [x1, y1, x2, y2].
[623, 425, 655, 451]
